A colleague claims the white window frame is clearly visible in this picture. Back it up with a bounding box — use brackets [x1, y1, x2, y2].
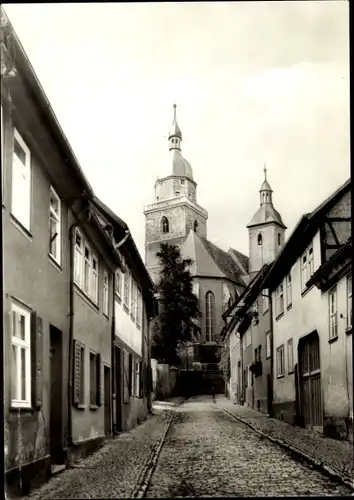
[103, 271, 109, 316]
[11, 302, 31, 408]
[131, 276, 137, 321]
[262, 289, 269, 313]
[301, 244, 314, 291]
[286, 272, 292, 308]
[84, 244, 92, 296]
[74, 230, 84, 287]
[91, 255, 98, 304]
[136, 287, 142, 327]
[74, 229, 99, 304]
[49, 186, 61, 265]
[12, 128, 31, 230]
[115, 270, 122, 298]
[347, 274, 352, 331]
[329, 286, 338, 340]
[276, 345, 285, 377]
[135, 360, 141, 397]
[287, 338, 294, 373]
[124, 268, 130, 310]
[266, 331, 271, 359]
[275, 283, 284, 317]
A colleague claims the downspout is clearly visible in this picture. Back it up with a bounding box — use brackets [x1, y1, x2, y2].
[67, 204, 92, 448]
[269, 290, 274, 418]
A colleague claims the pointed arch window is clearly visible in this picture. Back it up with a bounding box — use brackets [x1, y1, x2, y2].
[194, 220, 198, 232]
[161, 216, 169, 234]
[277, 233, 281, 245]
[205, 291, 215, 342]
[257, 233, 262, 246]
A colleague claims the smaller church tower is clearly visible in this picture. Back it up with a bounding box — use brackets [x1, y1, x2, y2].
[247, 166, 286, 279]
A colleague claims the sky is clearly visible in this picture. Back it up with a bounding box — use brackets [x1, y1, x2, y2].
[3, 2, 349, 259]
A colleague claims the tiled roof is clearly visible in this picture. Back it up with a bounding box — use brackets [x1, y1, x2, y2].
[199, 237, 247, 286]
[228, 248, 249, 274]
[181, 231, 225, 278]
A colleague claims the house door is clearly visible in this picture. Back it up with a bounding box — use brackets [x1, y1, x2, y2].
[298, 331, 323, 432]
[50, 326, 64, 464]
[104, 366, 111, 435]
[115, 346, 122, 433]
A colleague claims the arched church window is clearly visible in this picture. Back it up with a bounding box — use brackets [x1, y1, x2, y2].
[205, 291, 215, 342]
[257, 233, 262, 246]
[278, 233, 281, 245]
[194, 220, 198, 232]
[161, 216, 169, 234]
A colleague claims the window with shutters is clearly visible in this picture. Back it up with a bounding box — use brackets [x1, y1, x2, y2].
[329, 286, 338, 340]
[89, 351, 100, 407]
[74, 229, 99, 304]
[11, 129, 31, 231]
[11, 302, 31, 407]
[262, 289, 269, 313]
[123, 350, 130, 403]
[49, 187, 61, 265]
[103, 271, 109, 316]
[277, 345, 285, 377]
[136, 287, 142, 327]
[286, 272, 292, 308]
[301, 244, 314, 292]
[275, 283, 284, 318]
[123, 268, 130, 311]
[73, 339, 85, 406]
[131, 276, 137, 322]
[287, 338, 294, 373]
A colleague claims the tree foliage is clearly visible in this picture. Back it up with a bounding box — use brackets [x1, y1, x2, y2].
[152, 243, 201, 365]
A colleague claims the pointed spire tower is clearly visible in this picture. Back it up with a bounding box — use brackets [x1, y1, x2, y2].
[168, 104, 182, 151]
[247, 165, 286, 278]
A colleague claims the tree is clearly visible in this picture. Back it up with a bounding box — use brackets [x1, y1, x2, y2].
[152, 243, 201, 365]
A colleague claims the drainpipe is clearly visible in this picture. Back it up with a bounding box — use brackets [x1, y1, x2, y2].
[67, 204, 92, 448]
[269, 290, 274, 418]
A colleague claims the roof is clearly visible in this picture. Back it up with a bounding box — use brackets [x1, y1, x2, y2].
[263, 178, 351, 290]
[260, 179, 272, 192]
[228, 248, 249, 274]
[168, 103, 182, 139]
[247, 204, 286, 229]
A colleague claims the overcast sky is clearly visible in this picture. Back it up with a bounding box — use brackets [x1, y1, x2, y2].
[4, 2, 349, 259]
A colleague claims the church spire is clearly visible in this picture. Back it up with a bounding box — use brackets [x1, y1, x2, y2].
[259, 162, 273, 205]
[168, 104, 182, 151]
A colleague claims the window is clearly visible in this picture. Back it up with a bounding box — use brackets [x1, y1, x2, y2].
[275, 283, 284, 317]
[161, 216, 169, 233]
[12, 129, 31, 230]
[116, 270, 122, 297]
[131, 276, 137, 321]
[180, 179, 185, 185]
[266, 332, 271, 359]
[136, 287, 142, 327]
[276, 345, 285, 377]
[49, 187, 61, 264]
[287, 338, 294, 373]
[301, 244, 314, 291]
[246, 329, 251, 347]
[205, 291, 215, 342]
[257, 233, 262, 246]
[175, 191, 180, 196]
[194, 220, 198, 232]
[89, 352, 99, 406]
[11, 303, 31, 407]
[74, 230, 99, 303]
[124, 268, 130, 310]
[135, 361, 141, 397]
[347, 274, 352, 330]
[329, 286, 338, 340]
[254, 345, 262, 362]
[103, 271, 109, 316]
[248, 365, 252, 387]
[286, 272, 292, 308]
[262, 289, 269, 312]
[278, 233, 281, 245]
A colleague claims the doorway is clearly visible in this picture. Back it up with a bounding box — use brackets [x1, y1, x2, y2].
[115, 346, 122, 433]
[298, 331, 323, 432]
[104, 366, 111, 435]
[50, 325, 63, 464]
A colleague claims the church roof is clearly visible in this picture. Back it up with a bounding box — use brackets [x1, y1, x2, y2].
[228, 248, 249, 274]
[180, 230, 247, 286]
[260, 179, 272, 192]
[247, 204, 286, 229]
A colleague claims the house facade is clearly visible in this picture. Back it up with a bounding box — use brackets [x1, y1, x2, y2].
[262, 179, 351, 440]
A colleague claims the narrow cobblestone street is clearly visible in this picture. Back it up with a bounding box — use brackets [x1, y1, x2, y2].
[20, 396, 353, 499]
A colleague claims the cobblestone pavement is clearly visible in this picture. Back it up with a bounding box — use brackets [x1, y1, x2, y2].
[18, 399, 183, 500]
[216, 395, 354, 487]
[145, 396, 352, 497]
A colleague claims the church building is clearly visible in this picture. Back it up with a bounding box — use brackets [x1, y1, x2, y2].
[144, 105, 250, 392]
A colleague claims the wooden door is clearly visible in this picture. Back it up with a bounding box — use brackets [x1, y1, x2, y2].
[104, 366, 111, 435]
[115, 346, 122, 433]
[299, 332, 323, 431]
[50, 326, 63, 464]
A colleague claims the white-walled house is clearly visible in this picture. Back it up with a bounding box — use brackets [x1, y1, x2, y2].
[262, 179, 351, 440]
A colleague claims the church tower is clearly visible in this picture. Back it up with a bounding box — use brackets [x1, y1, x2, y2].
[247, 166, 286, 279]
[144, 105, 208, 283]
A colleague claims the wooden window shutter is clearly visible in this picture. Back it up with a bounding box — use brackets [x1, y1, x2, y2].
[97, 354, 104, 406]
[31, 312, 43, 408]
[123, 350, 130, 403]
[128, 353, 133, 396]
[73, 339, 82, 405]
[139, 361, 143, 397]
